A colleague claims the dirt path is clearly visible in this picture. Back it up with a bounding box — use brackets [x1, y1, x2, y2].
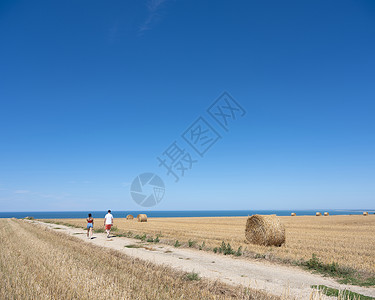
[36, 220, 375, 299]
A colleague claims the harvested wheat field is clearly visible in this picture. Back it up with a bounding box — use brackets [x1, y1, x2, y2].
[51, 215, 375, 275]
[0, 219, 278, 300]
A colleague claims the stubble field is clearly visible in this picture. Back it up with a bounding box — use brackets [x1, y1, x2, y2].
[0, 218, 278, 300]
[50, 215, 375, 275]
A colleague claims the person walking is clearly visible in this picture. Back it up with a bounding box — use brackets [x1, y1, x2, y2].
[104, 210, 113, 238]
[86, 213, 94, 239]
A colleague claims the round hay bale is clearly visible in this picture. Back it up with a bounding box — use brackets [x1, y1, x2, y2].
[126, 214, 134, 220]
[363, 212, 368, 216]
[137, 214, 147, 222]
[245, 215, 285, 246]
[291, 213, 296, 216]
[316, 212, 322, 216]
[324, 212, 329, 216]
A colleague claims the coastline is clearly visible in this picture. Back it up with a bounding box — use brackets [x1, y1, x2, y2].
[0, 209, 374, 219]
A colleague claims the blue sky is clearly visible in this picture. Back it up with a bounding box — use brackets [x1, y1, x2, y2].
[0, 0, 374, 211]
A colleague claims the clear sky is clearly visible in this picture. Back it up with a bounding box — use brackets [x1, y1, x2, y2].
[0, 0, 374, 211]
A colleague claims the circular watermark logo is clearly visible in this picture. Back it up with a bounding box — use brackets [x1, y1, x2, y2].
[130, 173, 165, 207]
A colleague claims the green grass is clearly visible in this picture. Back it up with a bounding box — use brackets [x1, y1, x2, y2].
[234, 246, 243, 257]
[115, 231, 134, 238]
[303, 254, 375, 287]
[110, 226, 118, 232]
[115, 233, 127, 237]
[198, 241, 205, 250]
[63, 223, 82, 228]
[131, 233, 162, 242]
[339, 276, 375, 287]
[133, 234, 147, 240]
[185, 272, 200, 281]
[174, 240, 181, 247]
[213, 242, 242, 256]
[312, 285, 375, 300]
[142, 235, 160, 243]
[40, 220, 85, 230]
[188, 240, 196, 248]
[214, 242, 235, 255]
[124, 244, 143, 248]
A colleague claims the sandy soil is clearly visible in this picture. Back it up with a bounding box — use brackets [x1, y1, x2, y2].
[36, 220, 375, 299]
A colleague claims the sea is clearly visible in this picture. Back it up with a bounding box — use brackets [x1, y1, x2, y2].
[0, 210, 373, 219]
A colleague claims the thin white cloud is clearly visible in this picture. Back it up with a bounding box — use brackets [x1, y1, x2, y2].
[68, 180, 91, 184]
[139, 0, 169, 33]
[38, 193, 69, 200]
[14, 190, 30, 194]
[12, 189, 70, 201]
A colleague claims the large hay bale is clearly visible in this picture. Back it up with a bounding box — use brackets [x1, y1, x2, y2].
[245, 215, 285, 246]
[324, 212, 329, 216]
[363, 212, 368, 216]
[137, 214, 147, 222]
[316, 212, 322, 216]
[291, 212, 296, 216]
[126, 214, 134, 220]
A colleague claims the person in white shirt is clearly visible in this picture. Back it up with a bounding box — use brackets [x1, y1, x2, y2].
[104, 210, 113, 238]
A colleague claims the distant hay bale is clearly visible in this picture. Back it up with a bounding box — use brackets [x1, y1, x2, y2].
[137, 214, 147, 222]
[363, 212, 368, 216]
[291, 213, 296, 216]
[126, 214, 134, 220]
[316, 212, 322, 216]
[324, 212, 329, 216]
[245, 215, 285, 247]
